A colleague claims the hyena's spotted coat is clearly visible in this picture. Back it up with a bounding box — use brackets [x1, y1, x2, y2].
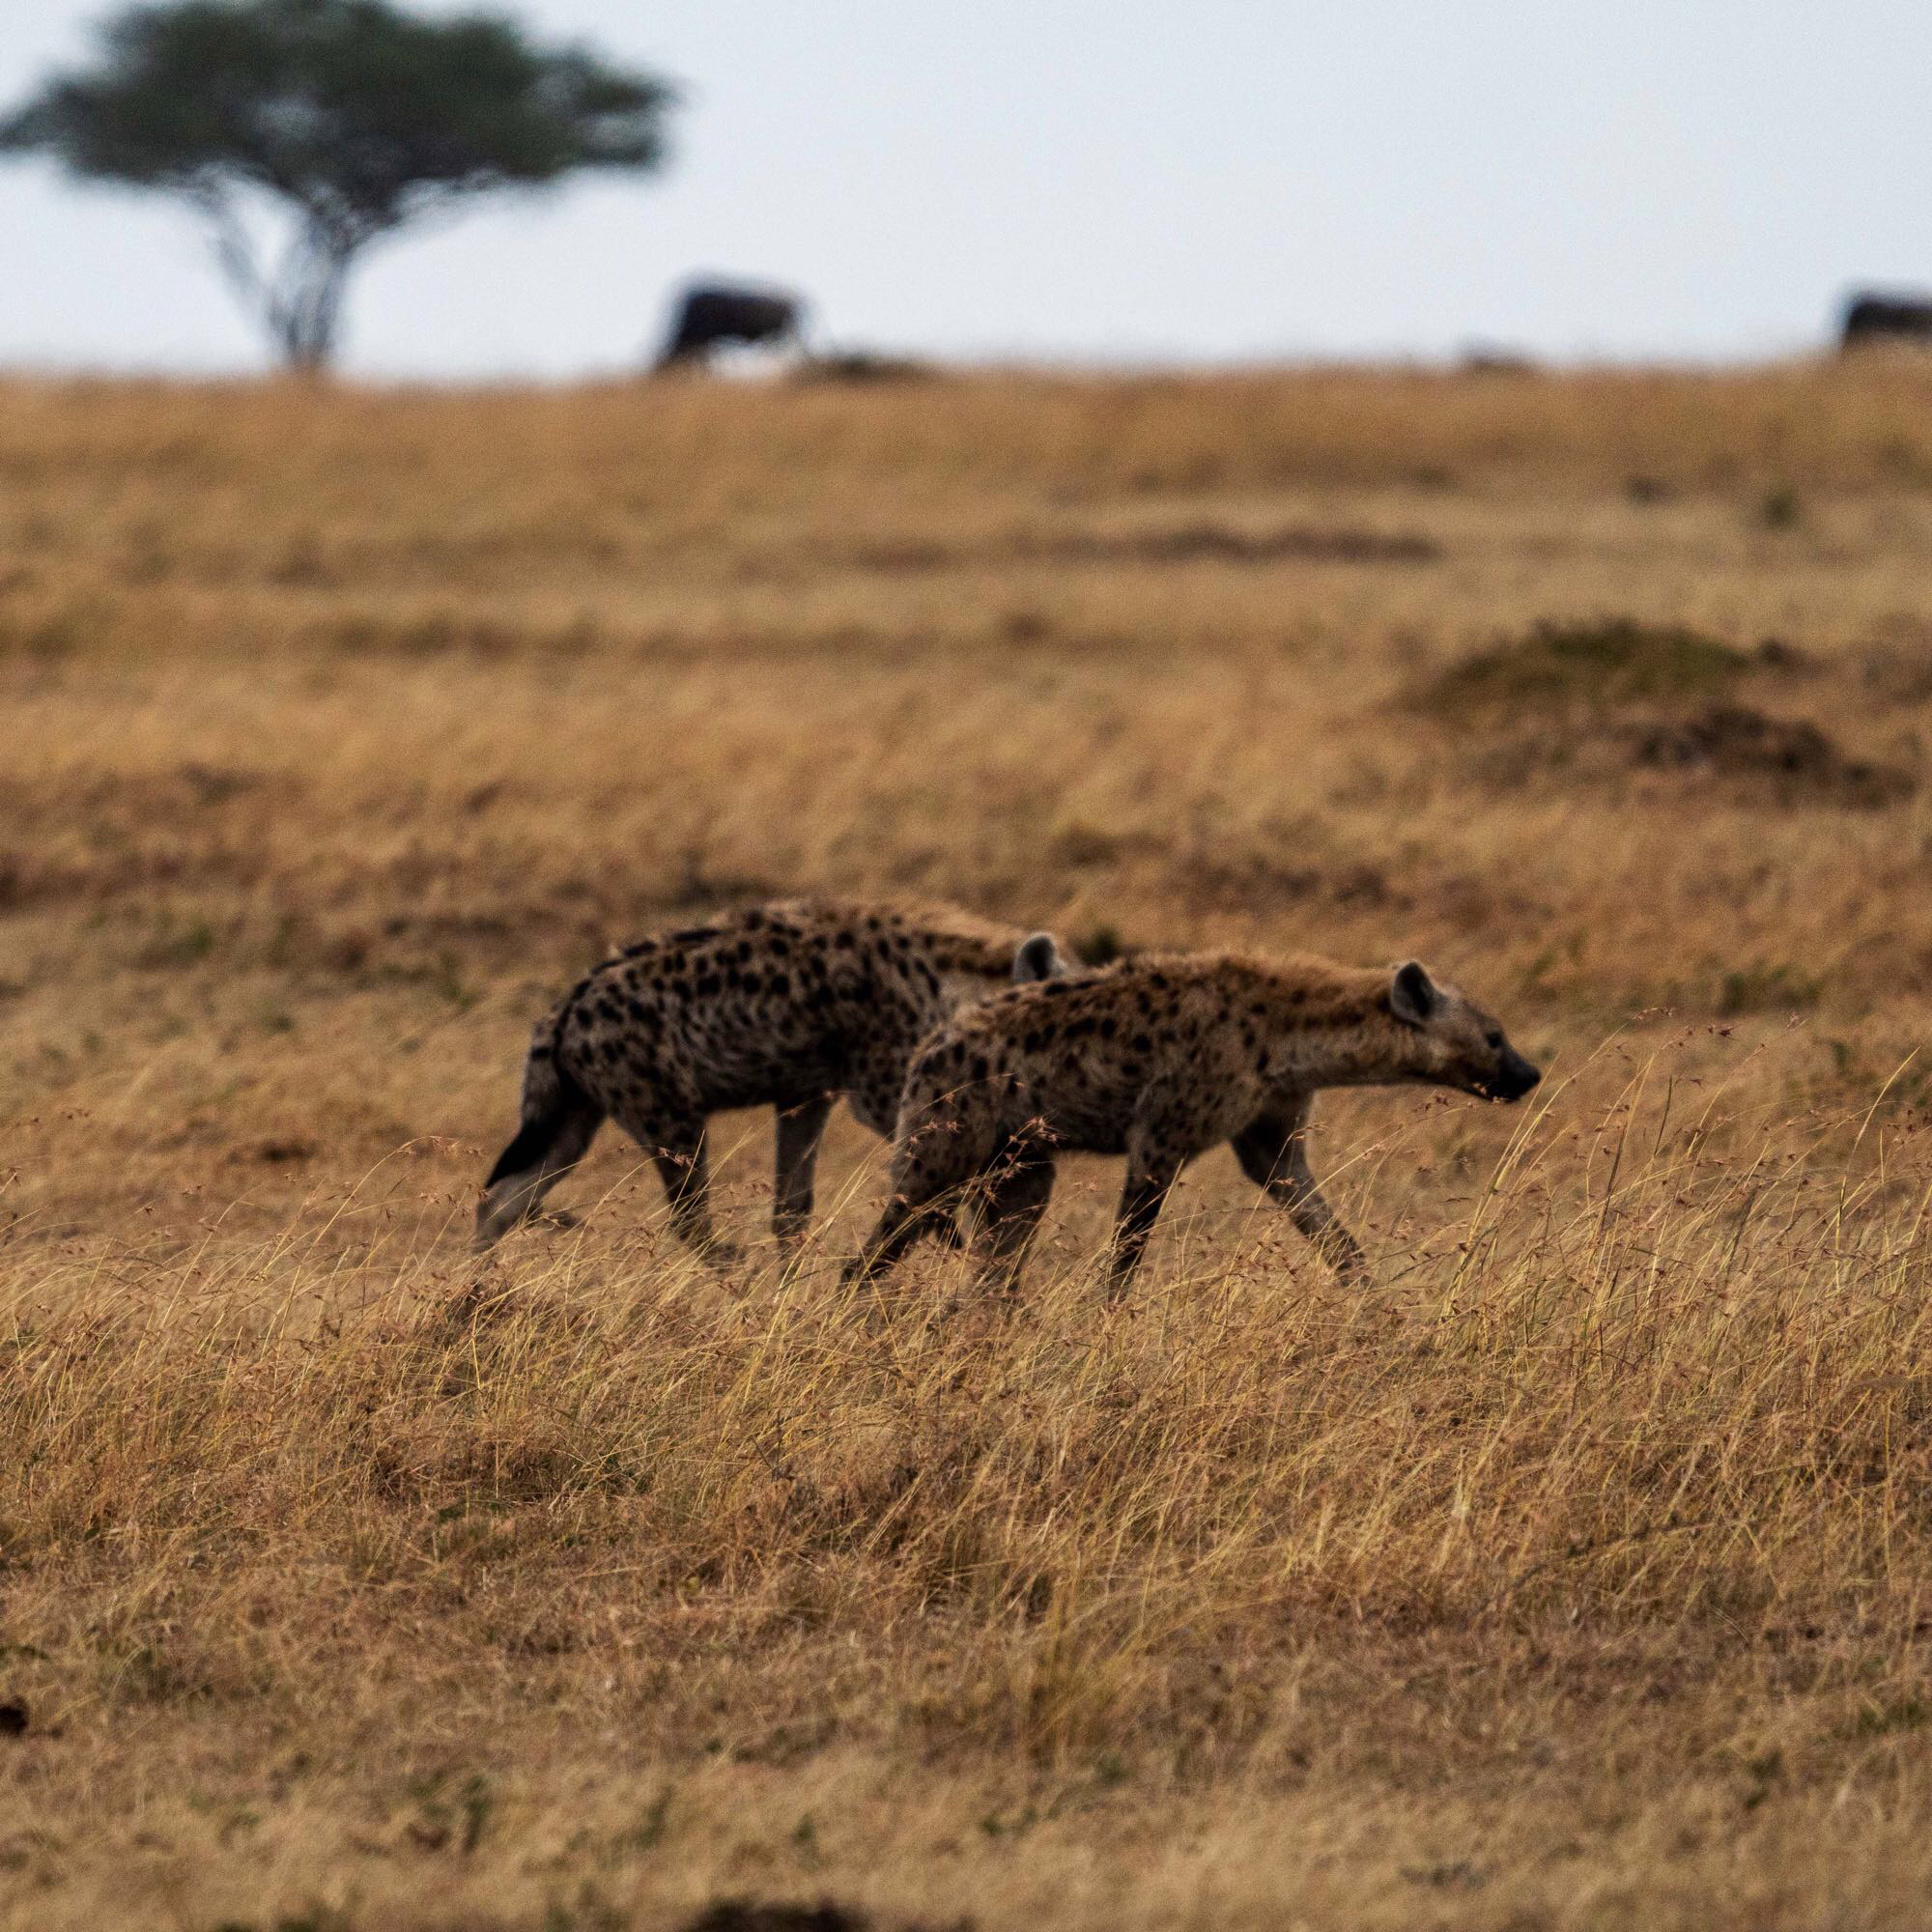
[475, 899, 1067, 1253]
[845, 952, 1541, 1294]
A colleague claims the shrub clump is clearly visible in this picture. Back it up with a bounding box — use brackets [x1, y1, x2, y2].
[1419, 617, 1764, 714]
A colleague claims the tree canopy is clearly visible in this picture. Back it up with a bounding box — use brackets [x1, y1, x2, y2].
[1, 0, 676, 368]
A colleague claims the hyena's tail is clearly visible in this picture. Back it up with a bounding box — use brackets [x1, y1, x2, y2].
[473, 1005, 605, 1250]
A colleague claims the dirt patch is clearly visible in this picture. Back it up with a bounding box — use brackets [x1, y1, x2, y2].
[1622, 704, 1914, 807]
[1423, 618, 1903, 806]
[1048, 522, 1439, 566]
[851, 522, 1439, 576]
[684, 1909, 866, 1932]
[1858, 637, 1932, 705]
[1479, 703, 1914, 810]
[683, 1905, 966, 1932]
[1416, 618, 1795, 715]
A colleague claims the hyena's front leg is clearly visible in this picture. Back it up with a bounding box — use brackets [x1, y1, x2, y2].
[842, 1092, 980, 1284]
[1231, 1105, 1366, 1283]
[771, 1093, 836, 1242]
[1106, 1090, 1207, 1295]
[1106, 1163, 1179, 1295]
[1106, 1136, 1186, 1297]
[842, 1193, 958, 1284]
[964, 1137, 1057, 1298]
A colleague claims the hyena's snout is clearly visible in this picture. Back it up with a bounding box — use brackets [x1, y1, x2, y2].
[1485, 1048, 1542, 1103]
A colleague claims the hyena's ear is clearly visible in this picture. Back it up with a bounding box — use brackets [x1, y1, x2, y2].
[1012, 933, 1068, 982]
[1389, 960, 1439, 1027]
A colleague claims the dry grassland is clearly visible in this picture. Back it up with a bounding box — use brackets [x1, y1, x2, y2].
[5, 361, 1932, 1929]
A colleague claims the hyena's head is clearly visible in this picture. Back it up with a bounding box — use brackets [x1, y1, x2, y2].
[1387, 961, 1542, 1102]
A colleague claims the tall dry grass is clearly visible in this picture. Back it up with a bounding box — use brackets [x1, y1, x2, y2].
[6, 363, 1932, 1928]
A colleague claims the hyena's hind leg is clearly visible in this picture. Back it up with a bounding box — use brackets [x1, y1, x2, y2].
[611, 1105, 743, 1267]
[771, 1093, 836, 1243]
[474, 1079, 605, 1250]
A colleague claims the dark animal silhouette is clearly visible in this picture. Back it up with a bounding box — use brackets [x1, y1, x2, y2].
[1840, 291, 1932, 352]
[655, 283, 804, 369]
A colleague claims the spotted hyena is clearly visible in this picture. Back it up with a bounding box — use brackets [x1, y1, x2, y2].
[844, 952, 1541, 1294]
[475, 899, 1069, 1253]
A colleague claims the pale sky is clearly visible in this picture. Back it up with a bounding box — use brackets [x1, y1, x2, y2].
[0, 0, 1926, 377]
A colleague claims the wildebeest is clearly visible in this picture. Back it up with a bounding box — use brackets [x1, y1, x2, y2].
[655, 282, 805, 369]
[1840, 291, 1932, 352]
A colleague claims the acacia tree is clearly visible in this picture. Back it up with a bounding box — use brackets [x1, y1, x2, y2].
[0, 0, 675, 369]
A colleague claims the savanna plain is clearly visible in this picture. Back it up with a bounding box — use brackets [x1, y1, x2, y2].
[6, 362, 1932, 1931]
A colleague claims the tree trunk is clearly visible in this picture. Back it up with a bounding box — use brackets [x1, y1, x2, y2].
[201, 193, 358, 373]
[273, 225, 355, 372]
